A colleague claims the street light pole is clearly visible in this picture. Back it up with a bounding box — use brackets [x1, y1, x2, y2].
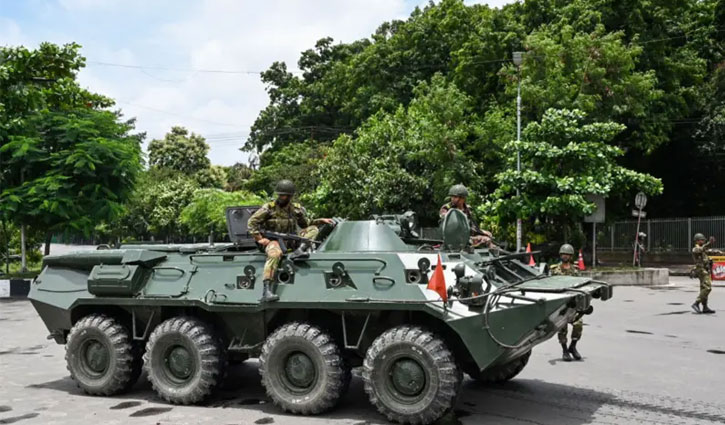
[513, 51, 524, 252]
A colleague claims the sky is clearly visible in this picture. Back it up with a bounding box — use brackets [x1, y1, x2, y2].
[1, 0, 513, 166]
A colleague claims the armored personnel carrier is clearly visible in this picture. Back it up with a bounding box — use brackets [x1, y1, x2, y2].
[29, 208, 611, 424]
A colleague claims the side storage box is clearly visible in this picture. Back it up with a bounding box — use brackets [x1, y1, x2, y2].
[88, 264, 146, 296]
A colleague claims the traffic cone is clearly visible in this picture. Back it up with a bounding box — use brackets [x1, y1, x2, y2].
[526, 243, 536, 266]
[577, 249, 586, 271]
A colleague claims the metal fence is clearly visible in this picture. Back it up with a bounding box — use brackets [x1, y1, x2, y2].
[598, 216, 725, 253]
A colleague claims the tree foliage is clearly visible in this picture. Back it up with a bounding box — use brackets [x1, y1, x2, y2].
[484, 109, 662, 224]
[148, 126, 211, 174]
[180, 189, 265, 238]
[0, 43, 142, 247]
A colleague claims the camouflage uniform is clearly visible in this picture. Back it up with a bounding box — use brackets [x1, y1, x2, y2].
[439, 202, 493, 247]
[691, 239, 721, 311]
[248, 201, 320, 281]
[550, 262, 583, 344]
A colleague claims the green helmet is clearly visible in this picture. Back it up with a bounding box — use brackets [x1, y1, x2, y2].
[448, 184, 469, 198]
[693, 233, 706, 242]
[274, 179, 296, 196]
[559, 244, 575, 255]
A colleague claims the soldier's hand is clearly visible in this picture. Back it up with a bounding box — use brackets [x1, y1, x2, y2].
[320, 218, 335, 225]
[258, 238, 271, 246]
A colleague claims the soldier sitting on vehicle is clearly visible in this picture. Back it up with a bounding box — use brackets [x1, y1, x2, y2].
[550, 243, 584, 362]
[439, 184, 495, 248]
[691, 233, 722, 314]
[247, 179, 335, 302]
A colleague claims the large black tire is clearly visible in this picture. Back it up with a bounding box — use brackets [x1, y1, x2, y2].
[144, 316, 226, 404]
[259, 322, 350, 415]
[363, 326, 461, 425]
[65, 314, 142, 395]
[467, 350, 531, 384]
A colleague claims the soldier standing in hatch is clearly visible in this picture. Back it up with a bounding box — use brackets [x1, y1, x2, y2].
[247, 180, 335, 302]
[691, 233, 722, 314]
[439, 184, 494, 248]
[550, 243, 583, 361]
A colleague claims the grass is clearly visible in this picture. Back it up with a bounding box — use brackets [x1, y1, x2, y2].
[0, 260, 42, 279]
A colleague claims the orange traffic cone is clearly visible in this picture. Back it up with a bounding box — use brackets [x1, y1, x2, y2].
[577, 249, 586, 271]
[526, 243, 536, 266]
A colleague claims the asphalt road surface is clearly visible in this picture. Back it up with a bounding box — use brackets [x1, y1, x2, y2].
[2, 276, 724, 425]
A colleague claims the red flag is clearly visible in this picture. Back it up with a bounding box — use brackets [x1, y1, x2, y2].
[526, 243, 536, 266]
[427, 254, 448, 302]
[578, 249, 586, 271]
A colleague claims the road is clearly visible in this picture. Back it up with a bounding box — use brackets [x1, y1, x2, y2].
[1, 276, 724, 425]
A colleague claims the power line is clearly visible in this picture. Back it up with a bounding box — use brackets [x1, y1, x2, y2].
[116, 101, 247, 128]
[87, 60, 303, 75]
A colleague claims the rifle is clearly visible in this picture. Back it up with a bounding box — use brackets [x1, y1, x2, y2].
[260, 231, 320, 253]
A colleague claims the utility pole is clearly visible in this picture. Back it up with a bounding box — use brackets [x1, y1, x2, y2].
[513, 51, 524, 252]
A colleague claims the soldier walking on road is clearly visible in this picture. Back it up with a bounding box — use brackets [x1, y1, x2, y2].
[691, 233, 722, 314]
[550, 244, 583, 361]
[247, 180, 335, 302]
[439, 184, 495, 248]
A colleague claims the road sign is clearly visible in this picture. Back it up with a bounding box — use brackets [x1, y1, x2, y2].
[584, 195, 605, 223]
[635, 192, 647, 210]
[631, 209, 647, 218]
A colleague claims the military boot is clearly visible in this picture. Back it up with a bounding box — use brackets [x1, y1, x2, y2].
[259, 279, 279, 302]
[702, 303, 716, 314]
[691, 302, 702, 314]
[561, 342, 572, 362]
[289, 242, 311, 261]
[568, 340, 582, 361]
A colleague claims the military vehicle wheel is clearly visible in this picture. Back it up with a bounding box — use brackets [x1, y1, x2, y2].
[144, 316, 225, 404]
[363, 326, 461, 424]
[259, 322, 350, 415]
[466, 350, 531, 383]
[65, 314, 142, 395]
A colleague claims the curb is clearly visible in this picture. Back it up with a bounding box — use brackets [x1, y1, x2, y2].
[580, 268, 669, 286]
[0, 279, 31, 298]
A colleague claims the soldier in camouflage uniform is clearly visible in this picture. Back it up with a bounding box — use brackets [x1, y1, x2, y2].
[550, 243, 583, 361]
[439, 184, 494, 248]
[247, 180, 335, 302]
[691, 233, 722, 314]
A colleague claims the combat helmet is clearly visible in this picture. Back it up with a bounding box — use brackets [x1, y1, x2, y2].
[693, 233, 706, 242]
[559, 243, 575, 255]
[448, 184, 469, 198]
[275, 179, 296, 196]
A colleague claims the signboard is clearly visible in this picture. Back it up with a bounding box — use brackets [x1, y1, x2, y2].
[631, 209, 647, 218]
[711, 256, 725, 281]
[635, 192, 647, 210]
[0, 280, 9, 298]
[583, 195, 605, 223]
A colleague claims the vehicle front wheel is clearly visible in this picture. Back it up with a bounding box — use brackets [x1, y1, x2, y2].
[259, 322, 350, 415]
[66, 314, 142, 395]
[144, 316, 226, 404]
[363, 326, 461, 425]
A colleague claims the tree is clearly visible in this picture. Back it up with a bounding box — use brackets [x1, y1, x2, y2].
[120, 171, 198, 242]
[179, 189, 265, 239]
[225, 162, 255, 192]
[311, 75, 483, 223]
[148, 126, 212, 174]
[1, 43, 141, 258]
[1, 109, 143, 254]
[483, 109, 663, 241]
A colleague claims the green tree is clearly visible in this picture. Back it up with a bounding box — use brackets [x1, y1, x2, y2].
[180, 189, 264, 239]
[121, 171, 198, 242]
[148, 126, 211, 174]
[1, 43, 141, 257]
[312, 75, 483, 223]
[484, 109, 662, 240]
[225, 162, 255, 192]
